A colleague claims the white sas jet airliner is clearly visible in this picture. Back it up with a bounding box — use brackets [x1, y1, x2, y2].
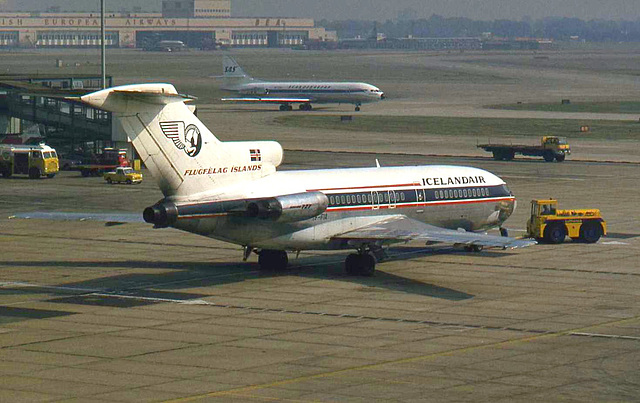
[220, 56, 385, 111]
[65, 83, 533, 276]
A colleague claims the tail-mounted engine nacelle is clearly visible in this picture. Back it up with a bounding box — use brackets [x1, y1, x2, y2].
[246, 191, 328, 223]
[143, 201, 178, 228]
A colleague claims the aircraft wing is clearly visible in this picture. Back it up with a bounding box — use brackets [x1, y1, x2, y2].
[9, 212, 144, 224]
[221, 97, 311, 103]
[333, 215, 536, 249]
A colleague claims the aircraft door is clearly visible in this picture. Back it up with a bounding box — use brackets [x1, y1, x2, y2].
[388, 190, 397, 209]
[370, 191, 379, 210]
[416, 188, 425, 205]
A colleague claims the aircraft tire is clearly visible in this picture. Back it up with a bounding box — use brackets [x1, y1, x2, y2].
[579, 221, 602, 243]
[106, 178, 112, 184]
[556, 154, 566, 162]
[345, 253, 375, 276]
[355, 105, 361, 112]
[258, 250, 288, 271]
[543, 222, 566, 244]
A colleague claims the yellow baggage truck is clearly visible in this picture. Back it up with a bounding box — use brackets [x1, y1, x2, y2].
[526, 199, 606, 244]
[0, 143, 59, 179]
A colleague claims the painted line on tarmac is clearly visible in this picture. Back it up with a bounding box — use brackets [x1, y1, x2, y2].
[162, 315, 640, 403]
[571, 332, 640, 341]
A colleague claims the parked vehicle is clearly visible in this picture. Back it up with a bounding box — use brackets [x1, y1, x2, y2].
[103, 166, 143, 184]
[0, 143, 59, 178]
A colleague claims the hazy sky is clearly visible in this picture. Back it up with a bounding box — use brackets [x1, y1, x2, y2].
[3, 0, 640, 21]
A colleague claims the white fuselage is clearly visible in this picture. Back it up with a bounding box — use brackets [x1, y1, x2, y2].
[168, 165, 516, 250]
[235, 81, 385, 105]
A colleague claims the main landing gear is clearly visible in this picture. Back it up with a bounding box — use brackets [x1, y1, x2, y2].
[279, 104, 293, 111]
[345, 246, 384, 276]
[354, 104, 361, 112]
[257, 249, 289, 271]
[299, 103, 312, 111]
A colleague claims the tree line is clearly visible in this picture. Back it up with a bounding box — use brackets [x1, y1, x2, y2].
[318, 15, 640, 42]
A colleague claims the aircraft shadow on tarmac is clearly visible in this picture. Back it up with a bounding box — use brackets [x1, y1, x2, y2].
[0, 248, 479, 301]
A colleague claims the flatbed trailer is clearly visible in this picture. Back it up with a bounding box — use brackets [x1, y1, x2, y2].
[478, 136, 570, 162]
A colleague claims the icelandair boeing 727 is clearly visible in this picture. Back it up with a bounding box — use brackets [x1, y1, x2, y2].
[56, 83, 532, 276]
[219, 56, 385, 111]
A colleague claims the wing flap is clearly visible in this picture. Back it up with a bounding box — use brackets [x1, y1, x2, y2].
[333, 215, 536, 249]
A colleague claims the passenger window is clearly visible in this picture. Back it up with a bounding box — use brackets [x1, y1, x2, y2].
[368, 194, 373, 203]
[435, 191, 439, 200]
[463, 189, 468, 197]
[454, 190, 458, 198]
[486, 188, 490, 196]
[390, 193, 395, 202]
[384, 193, 389, 202]
[329, 196, 335, 205]
[357, 194, 362, 203]
[400, 192, 405, 201]
[340, 195, 346, 204]
[351, 195, 356, 204]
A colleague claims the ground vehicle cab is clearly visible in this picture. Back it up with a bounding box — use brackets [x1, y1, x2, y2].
[0, 143, 59, 179]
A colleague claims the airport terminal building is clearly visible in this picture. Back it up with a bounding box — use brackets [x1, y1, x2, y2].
[0, 0, 337, 48]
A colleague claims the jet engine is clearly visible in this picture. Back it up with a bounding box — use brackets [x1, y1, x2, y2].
[143, 191, 329, 227]
[246, 191, 329, 222]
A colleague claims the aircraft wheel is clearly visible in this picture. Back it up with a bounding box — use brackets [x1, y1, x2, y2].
[556, 154, 566, 162]
[355, 105, 361, 112]
[543, 222, 566, 244]
[345, 253, 376, 276]
[258, 249, 288, 271]
[464, 245, 484, 252]
[345, 254, 361, 276]
[579, 221, 602, 243]
[279, 104, 288, 111]
[126, 179, 133, 185]
[106, 178, 112, 184]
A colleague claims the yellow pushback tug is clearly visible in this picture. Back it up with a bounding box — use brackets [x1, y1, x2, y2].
[0, 143, 59, 179]
[526, 199, 606, 244]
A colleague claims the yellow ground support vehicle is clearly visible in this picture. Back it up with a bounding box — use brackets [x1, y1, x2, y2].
[478, 136, 571, 162]
[0, 143, 59, 179]
[103, 166, 143, 184]
[526, 199, 606, 244]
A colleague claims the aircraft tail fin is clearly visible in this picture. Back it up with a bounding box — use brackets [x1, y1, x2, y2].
[221, 55, 254, 89]
[77, 84, 282, 198]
